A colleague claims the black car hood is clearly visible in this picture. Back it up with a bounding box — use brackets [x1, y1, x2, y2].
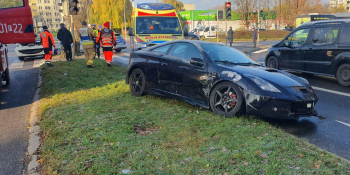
[221, 65, 307, 87]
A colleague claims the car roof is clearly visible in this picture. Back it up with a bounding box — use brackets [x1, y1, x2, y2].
[299, 19, 350, 28]
[143, 40, 226, 51]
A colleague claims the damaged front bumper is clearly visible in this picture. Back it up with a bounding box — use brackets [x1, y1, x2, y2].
[244, 88, 318, 119]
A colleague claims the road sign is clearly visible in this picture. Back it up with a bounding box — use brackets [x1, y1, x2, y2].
[99, 25, 102, 29]
[88, 23, 91, 28]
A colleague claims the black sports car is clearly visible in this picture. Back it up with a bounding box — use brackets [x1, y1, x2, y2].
[126, 40, 318, 119]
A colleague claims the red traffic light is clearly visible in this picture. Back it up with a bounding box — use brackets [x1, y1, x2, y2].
[226, 2, 231, 8]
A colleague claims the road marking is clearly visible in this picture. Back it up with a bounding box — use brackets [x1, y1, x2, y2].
[33, 59, 44, 68]
[252, 49, 268, 54]
[336, 120, 350, 128]
[312, 86, 350, 98]
[9, 60, 24, 69]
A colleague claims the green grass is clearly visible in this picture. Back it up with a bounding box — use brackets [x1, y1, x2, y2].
[38, 59, 349, 174]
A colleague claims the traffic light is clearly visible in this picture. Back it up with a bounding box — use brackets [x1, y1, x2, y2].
[69, 0, 79, 15]
[225, 2, 232, 20]
[260, 10, 263, 17]
[218, 10, 224, 20]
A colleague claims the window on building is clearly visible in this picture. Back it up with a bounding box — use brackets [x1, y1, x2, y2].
[56, 24, 58, 28]
[339, 0, 344, 3]
[38, 0, 41, 3]
[45, 6, 50, 9]
[38, 6, 42, 9]
[32, 3, 36, 5]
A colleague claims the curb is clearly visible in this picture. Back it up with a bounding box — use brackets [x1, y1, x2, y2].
[26, 70, 43, 175]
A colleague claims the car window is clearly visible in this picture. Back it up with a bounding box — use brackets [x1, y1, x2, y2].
[339, 27, 350, 44]
[312, 27, 339, 45]
[200, 44, 256, 64]
[168, 43, 203, 61]
[151, 44, 172, 54]
[204, 27, 209, 32]
[286, 29, 310, 47]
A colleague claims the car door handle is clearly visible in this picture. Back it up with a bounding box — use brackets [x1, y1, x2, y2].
[161, 62, 168, 66]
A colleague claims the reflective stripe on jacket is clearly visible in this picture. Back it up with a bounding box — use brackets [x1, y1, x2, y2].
[40, 31, 56, 48]
[96, 28, 115, 48]
[78, 27, 94, 46]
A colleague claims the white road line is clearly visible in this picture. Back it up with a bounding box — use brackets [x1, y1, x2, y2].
[252, 48, 268, 54]
[312, 86, 350, 98]
[33, 59, 44, 68]
[336, 120, 350, 128]
[9, 60, 24, 69]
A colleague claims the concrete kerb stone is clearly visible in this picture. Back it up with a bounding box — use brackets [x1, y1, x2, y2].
[26, 69, 43, 175]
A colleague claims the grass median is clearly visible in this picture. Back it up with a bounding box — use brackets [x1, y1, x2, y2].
[38, 59, 349, 174]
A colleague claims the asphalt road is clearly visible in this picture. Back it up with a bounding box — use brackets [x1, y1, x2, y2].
[0, 44, 41, 174]
[248, 42, 350, 160]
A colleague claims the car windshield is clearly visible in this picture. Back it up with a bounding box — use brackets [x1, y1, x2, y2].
[136, 17, 182, 34]
[200, 44, 257, 64]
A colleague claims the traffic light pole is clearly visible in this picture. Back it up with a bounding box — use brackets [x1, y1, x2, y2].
[217, 10, 219, 43]
[225, 18, 227, 45]
[257, 10, 260, 47]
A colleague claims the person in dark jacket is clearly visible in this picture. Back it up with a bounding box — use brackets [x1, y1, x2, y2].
[57, 23, 73, 61]
[227, 26, 234, 46]
[252, 28, 257, 48]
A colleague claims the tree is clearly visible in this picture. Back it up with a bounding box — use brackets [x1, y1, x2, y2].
[209, 4, 225, 10]
[231, 0, 258, 29]
[89, 0, 133, 30]
[161, 0, 184, 12]
[329, 4, 348, 13]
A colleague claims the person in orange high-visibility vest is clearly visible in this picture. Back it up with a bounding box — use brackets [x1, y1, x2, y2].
[96, 22, 115, 67]
[40, 25, 56, 67]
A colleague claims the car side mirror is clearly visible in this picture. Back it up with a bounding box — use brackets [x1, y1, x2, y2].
[128, 28, 134, 36]
[190, 57, 205, 67]
[284, 40, 290, 47]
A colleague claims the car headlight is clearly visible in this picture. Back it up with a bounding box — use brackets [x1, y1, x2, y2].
[136, 43, 147, 47]
[245, 74, 281, 93]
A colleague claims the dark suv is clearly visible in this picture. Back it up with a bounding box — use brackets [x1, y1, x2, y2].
[265, 19, 350, 86]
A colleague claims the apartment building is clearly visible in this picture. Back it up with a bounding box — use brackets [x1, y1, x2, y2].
[29, 0, 64, 31]
[329, 0, 350, 12]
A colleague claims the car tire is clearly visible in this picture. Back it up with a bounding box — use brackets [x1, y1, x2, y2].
[336, 63, 350, 87]
[191, 37, 199, 40]
[210, 81, 243, 118]
[129, 68, 146, 96]
[19, 57, 24, 60]
[115, 49, 121, 52]
[4, 68, 10, 86]
[266, 56, 279, 69]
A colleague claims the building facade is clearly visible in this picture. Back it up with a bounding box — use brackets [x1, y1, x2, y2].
[329, 0, 350, 12]
[29, 0, 64, 31]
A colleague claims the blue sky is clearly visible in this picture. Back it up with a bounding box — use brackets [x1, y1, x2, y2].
[132, 0, 329, 10]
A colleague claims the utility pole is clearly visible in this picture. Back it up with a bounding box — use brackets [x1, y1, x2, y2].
[71, 15, 75, 59]
[217, 10, 219, 43]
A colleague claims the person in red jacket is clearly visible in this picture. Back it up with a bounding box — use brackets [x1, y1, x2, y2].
[96, 22, 115, 67]
[40, 26, 56, 66]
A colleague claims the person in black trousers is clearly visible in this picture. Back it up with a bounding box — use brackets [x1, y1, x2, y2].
[57, 23, 73, 61]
